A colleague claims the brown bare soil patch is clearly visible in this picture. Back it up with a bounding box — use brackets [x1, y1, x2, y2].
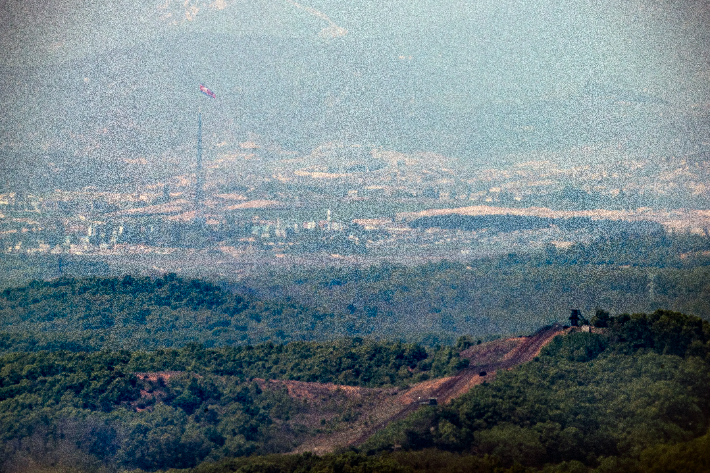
[289, 372, 495, 454]
[290, 385, 408, 455]
[127, 325, 567, 453]
[292, 324, 567, 454]
[255, 378, 385, 401]
[398, 376, 457, 405]
[134, 371, 182, 383]
[132, 372, 188, 411]
[460, 337, 525, 365]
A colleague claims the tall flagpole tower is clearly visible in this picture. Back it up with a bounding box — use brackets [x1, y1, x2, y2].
[195, 111, 205, 225]
[195, 84, 215, 226]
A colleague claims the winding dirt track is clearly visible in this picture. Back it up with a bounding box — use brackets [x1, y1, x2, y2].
[295, 324, 567, 453]
[431, 323, 565, 404]
[352, 324, 565, 446]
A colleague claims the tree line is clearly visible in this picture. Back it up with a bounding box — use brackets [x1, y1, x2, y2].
[2, 309, 708, 472]
[0, 337, 465, 471]
[357, 309, 710, 471]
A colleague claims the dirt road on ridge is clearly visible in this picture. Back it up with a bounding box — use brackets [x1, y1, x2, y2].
[324, 323, 568, 451]
[428, 323, 566, 407]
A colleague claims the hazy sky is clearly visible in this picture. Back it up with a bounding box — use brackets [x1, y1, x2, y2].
[1, 0, 709, 185]
[3, 0, 708, 104]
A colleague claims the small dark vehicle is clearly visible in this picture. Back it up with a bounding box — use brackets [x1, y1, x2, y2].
[417, 397, 438, 406]
[479, 370, 487, 376]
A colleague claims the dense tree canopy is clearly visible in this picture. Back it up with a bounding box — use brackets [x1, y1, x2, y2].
[241, 232, 710, 342]
[0, 274, 374, 353]
[1, 232, 709, 351]
[0, 338, 463, 471]
[1, 310, 709, 472]
[361, 310, 710, 471]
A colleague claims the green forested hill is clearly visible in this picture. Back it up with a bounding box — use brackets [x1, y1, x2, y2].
[5, 261, 707, 354]
[1, 310, 709, 473]
[0, 274, 379, 353]
[354, 309, 710, 472]
[1, 231, 709, 350]
[0, 338, 463, 472]
[241, 232, 710, 343]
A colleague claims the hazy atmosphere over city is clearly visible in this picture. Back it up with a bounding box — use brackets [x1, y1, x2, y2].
[1, 1, 710, 472]
[3, 0, 710, 184]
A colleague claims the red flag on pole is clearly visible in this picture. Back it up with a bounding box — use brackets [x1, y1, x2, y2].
[199, 84, 216, 99]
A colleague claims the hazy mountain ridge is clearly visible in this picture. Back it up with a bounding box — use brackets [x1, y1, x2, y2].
[2, 28, 705, 193]
[4, 230, 707, 353]
[0, 273, 370, 352]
